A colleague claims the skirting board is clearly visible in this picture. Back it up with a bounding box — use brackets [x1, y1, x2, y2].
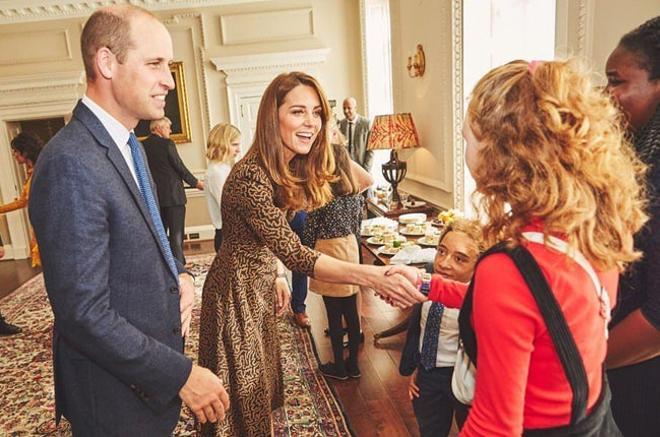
[183, 224, 215, 242]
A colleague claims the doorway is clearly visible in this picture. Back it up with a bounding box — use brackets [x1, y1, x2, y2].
[0, 117, 65, 260]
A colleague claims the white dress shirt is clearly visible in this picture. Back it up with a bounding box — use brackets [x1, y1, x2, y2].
[418, 302, 460, 368]
[205, 161, 232, 229]
[81, 95, 138, 186]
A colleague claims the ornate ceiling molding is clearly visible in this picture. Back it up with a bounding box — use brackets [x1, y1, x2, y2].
[162, 10, 206, 47]
[0, 0, 266, 24]
[210, 48, 330, 84]
[0, 71, 83, 113]
[0, 70, 84, 96]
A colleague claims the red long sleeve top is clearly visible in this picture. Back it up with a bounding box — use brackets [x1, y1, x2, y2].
[428, 225, 618, 436]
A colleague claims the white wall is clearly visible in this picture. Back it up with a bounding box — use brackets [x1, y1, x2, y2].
[589, 0, 658, 85]
[389, 0, 455, 209]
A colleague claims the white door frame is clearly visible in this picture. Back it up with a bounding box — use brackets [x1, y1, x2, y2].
[227, 83, 268, 157]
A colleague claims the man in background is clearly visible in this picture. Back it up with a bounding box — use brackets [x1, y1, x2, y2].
[29, 5, 228, 433]
[142, 117, 204, 264]
[339, 97, 373, 172]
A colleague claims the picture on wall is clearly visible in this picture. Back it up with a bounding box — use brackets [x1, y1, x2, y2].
[135, 61, 192, 144]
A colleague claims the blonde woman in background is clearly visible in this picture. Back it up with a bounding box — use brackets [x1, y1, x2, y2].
[205, 123, 241, 252]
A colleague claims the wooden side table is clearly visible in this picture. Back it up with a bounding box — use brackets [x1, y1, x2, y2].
[362, 194, 437, 344]
[366, 196, 436, 219]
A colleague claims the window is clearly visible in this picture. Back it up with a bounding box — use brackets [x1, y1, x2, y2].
[463, 0, 556, 212]
[363, 0, 394, 186]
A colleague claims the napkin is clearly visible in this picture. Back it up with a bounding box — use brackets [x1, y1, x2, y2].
[389, 246, 437, 265]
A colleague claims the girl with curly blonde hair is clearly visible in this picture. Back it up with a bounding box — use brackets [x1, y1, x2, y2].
[392, 59, 647, 435]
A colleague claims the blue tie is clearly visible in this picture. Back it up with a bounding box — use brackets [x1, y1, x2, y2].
[128, 133, 179, 282]
[420, 302, 444, 370]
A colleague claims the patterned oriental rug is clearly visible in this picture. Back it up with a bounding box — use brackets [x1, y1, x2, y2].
[0, 254, 353, 436]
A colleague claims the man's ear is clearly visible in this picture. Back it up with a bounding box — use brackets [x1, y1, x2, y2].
[95, 47, 116, 80]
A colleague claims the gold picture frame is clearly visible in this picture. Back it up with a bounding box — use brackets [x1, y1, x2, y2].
[135, 61, 192, 144]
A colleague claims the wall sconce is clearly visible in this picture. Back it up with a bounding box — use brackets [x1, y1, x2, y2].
[407, 44, 425, 78]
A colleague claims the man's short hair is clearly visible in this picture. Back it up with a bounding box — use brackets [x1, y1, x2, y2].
[150, 117, 172, 133]
[81, 5, 154, 82]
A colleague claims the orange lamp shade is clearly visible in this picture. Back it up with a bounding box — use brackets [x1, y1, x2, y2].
[366, 113, 420, 151]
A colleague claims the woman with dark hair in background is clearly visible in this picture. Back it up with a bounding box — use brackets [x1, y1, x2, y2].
[0, 131, 43, 268]
[605, 15, 660, 436]
[303, 124, 373, 380]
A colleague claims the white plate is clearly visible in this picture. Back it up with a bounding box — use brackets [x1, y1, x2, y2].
[377, 245, 401, 256]
[417, 235, 440, 247]
[399, 227, 426, 237]
[366, 235, 407, 245]
[400, 229, 426, 236]
[398, 213, 427, 225]
[360, 224, 395, 236]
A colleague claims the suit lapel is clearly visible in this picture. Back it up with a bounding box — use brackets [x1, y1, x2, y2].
[73, 102, 177, 280]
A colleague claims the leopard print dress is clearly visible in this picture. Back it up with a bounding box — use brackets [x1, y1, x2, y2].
[198, 153, 320, 436]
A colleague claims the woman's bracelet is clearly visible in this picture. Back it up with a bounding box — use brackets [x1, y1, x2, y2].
[419, 273, 432, 296]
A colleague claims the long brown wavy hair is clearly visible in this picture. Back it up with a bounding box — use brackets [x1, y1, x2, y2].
[247, 71, 335, 211]
[467, 59, 648, 271]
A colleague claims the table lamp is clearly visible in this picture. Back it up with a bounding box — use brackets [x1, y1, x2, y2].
[366, 113, 420, 209]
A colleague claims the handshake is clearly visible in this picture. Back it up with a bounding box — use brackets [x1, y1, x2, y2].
[369, 264, 429, 308]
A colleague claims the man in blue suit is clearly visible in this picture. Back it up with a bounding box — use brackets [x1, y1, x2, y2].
[29, 5, 229, 434]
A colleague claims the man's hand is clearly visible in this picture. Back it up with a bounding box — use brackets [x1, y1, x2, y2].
[0, 245, 4, 259]
[408, 370, 420, 400]
[196, 180, 205, 190]
[179, 273, 195, 337]
[274, 277, 290, 316]
[179, 365, 230, 424]
[370, 266, 426, 308]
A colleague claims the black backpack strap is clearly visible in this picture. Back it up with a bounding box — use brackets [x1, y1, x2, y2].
[508, 244, 588, 425]
[458, 241, 589, 425]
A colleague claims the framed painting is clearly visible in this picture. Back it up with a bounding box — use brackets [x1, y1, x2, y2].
[135, 61, 192, 144]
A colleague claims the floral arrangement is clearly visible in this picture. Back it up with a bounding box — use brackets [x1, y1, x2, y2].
[437, 208, 462, 226]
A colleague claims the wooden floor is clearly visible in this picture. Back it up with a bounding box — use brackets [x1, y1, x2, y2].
[0, 240, 458, 437]
[0, 257, 40, 300]
[307, 290, 421, 437]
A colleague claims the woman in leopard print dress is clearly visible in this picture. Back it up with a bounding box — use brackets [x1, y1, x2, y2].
[198, 72, 424, 436]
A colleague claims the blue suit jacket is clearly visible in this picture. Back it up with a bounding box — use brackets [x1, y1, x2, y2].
[29, 101, 192, 435]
